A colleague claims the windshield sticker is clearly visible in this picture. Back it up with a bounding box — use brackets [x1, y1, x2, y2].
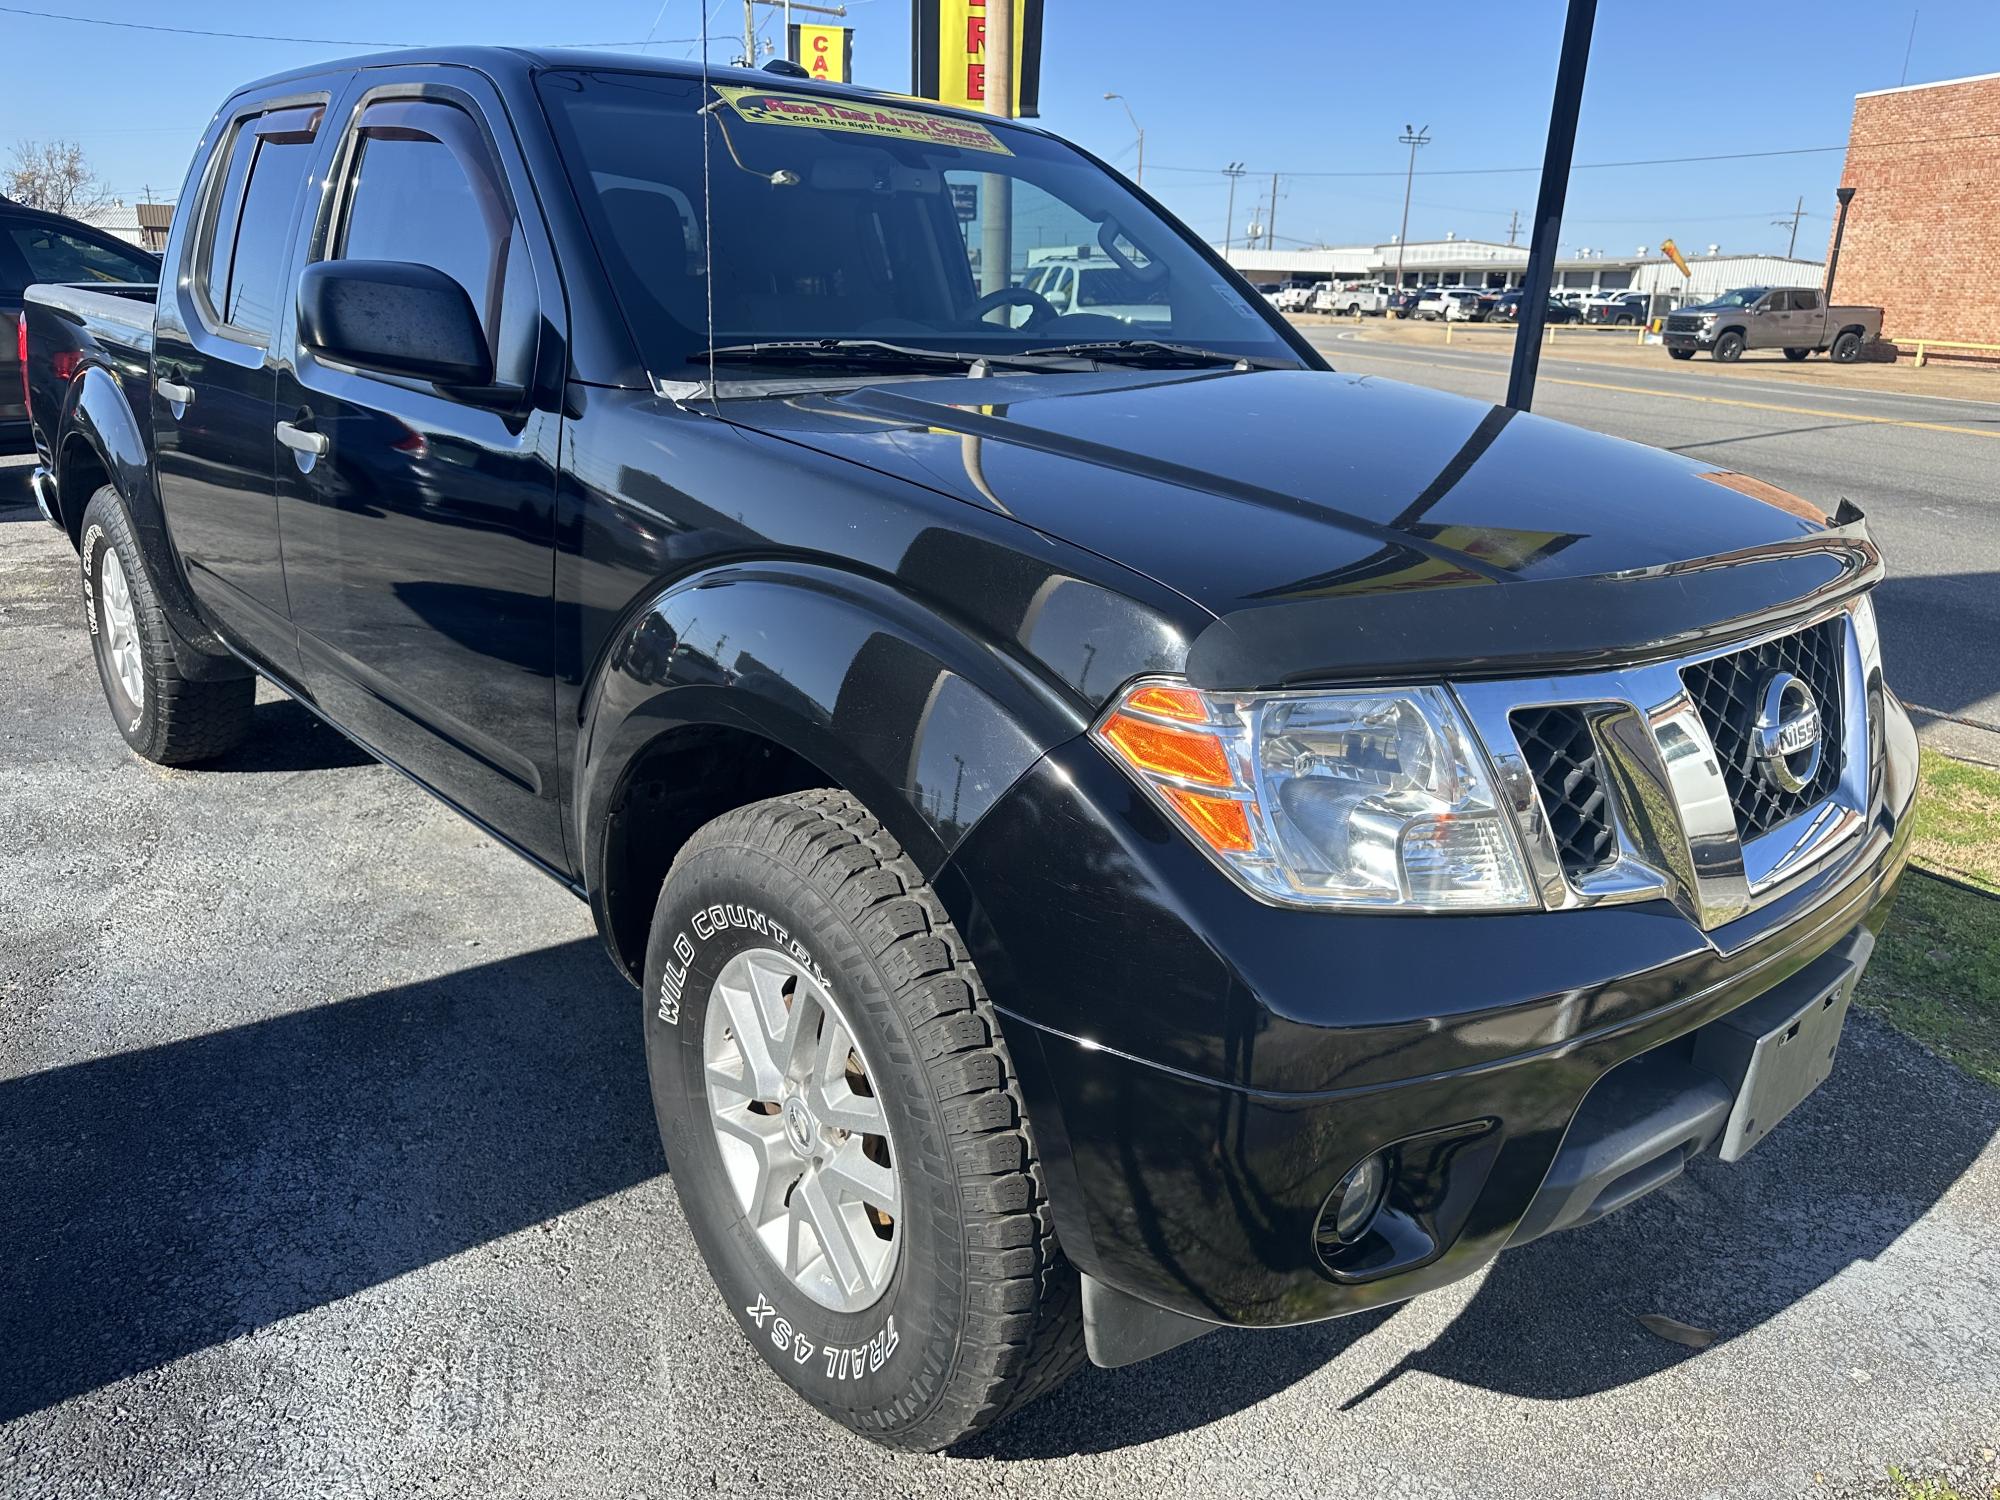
[714, 87, 1013, 156]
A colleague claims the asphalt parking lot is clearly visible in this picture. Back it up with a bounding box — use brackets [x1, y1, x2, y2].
[3, 437, 1999, 1497]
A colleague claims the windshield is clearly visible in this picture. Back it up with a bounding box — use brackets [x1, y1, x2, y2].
[536, 71, 1299, 378]
[1706, 287, 1769, 308]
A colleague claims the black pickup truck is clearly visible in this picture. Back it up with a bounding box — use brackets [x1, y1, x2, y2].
[22, 49, 1918, 1451]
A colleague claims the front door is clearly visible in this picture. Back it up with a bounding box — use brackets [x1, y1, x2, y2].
[274, 74, 566, 868]
[151, 92, 330, 672]
[1753, 289, 1799, 349]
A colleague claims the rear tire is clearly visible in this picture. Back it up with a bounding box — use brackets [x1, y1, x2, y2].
[1831, 330, 1864, 363]
[1713, 331, 1745, 362]
[642, 789, 1084, 1450]
[80, 485, 254, 766]
[1783, 347, 1810, 361]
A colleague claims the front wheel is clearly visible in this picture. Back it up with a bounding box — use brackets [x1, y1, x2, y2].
[643, 790, 1083, 1450]
[80, 485, 254, 765]
[1831, 330, 1864, 363]
[1669, 348, 1696, 360]
[1713, 331, 1746, 362]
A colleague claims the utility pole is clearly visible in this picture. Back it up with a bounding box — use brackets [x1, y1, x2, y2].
[1221, 161, 1247, 252]
[1505, 208, 1522, 246]
[1825, 186, 1857, 301]
[1104, 93, 1144, 185]
[1505, 0, 1598, 411]
[1267, 171, 1279, 249]
[979, 0, 1015, 302]
[1394, 124, 1430, 290]
[742, 0, 756, 65]
[1773, 194, 1805, 257]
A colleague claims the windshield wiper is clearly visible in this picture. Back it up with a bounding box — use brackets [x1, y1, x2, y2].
[690, 340, 1087, 373]
[1022, 339, 1295, 370]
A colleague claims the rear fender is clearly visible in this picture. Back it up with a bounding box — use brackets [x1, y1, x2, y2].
[59, 365, 241, 675]
[575, 559, 1086, 956]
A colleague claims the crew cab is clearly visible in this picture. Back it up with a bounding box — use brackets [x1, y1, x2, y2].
[1663, 285, 1883, 362]
[22, 48, 1917, 1452]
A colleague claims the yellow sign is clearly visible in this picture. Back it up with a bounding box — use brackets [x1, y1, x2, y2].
[1661, 237, 1691, 277]
[911, 0, 1044, 117]
[715, 87, 1013, 154]
[791, 23, 850, 83]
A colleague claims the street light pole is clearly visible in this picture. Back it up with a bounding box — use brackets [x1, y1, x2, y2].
[1104, 93, 1144, 185]
[1221, 161, 1246, 252]
[1394, 124, 1430, 290]
[1824, 186, 1857, 301]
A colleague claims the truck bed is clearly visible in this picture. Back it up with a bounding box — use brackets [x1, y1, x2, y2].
[21, 282, 157, 473]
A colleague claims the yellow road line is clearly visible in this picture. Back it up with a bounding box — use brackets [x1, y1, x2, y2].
[1539, 374, 2000, 441]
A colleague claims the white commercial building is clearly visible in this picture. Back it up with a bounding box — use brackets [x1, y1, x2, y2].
[1219, 239, 1825, 303]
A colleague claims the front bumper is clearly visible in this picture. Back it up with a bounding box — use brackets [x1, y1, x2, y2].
[936, 689, 1917, 1335]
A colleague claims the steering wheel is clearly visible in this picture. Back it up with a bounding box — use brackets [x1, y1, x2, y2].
[968, 285, 1059, 330]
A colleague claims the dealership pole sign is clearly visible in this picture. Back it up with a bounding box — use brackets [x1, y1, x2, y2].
[788, 23, 854, 83]
[910, 0, 1044, 117]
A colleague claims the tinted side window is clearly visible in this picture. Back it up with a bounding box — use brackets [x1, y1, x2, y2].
[336, 102, 516, 340]
[7, 225, 156, 285]
[1793, 289, 1819, 311]
[198, 104, 321, 342]
[226, 136, 316, 337]
[1766, 291, 1793, 312]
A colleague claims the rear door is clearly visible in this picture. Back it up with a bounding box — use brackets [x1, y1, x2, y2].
[1790, 287, 1824, 346]
[274, 70, 567, 867]
[152, 87, 332, 672]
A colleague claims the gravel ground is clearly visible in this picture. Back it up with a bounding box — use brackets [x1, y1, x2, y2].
[3, 469, 1998, 1498]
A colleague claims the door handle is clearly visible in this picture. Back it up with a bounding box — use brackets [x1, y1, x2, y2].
[156, 378, 195, 407]
[275, 419, 328, 458]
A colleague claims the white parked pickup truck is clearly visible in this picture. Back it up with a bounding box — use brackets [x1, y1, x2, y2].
[1313, 281, 1393, 316]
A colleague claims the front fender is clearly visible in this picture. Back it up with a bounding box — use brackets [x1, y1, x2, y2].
[575, 558, 1088, 927]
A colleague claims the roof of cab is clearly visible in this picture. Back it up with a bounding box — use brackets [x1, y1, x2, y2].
[229, 45, 1052, 136]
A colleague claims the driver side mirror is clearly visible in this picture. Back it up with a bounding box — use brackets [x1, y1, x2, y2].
[298, 260, 494, 389]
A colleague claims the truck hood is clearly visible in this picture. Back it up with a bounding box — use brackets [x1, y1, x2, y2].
[722, 367, 1879, 685]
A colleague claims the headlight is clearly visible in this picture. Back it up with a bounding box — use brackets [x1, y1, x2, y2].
[1093, 680, 1536, 911]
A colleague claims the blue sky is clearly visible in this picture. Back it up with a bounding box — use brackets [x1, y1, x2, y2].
[3, 0, 1994, 257]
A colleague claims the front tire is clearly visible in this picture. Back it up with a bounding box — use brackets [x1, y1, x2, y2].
[80, 485, 253, 765]
[1713, 331, 1746, 361]
[643, 790, 1083, 1450]
[1669, 348, 1696, 360]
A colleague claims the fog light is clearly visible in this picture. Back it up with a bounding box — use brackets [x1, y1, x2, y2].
[1326, 1152, 1390, 1245]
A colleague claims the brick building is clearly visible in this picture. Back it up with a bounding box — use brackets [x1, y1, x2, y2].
[1834, 70, 2000, 352]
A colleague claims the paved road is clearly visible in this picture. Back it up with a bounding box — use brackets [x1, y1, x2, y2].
[3, 483, 1999, 1497]
[1307, 330, 2000, 765]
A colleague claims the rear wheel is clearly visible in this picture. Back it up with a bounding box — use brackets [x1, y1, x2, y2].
[1713, 331, 1745, 362]
[1783, 347, 1810, 362]
[643, 790, 1083, 1450]
[1831, 330, 1864, 363]
[80, 486, 254, 765]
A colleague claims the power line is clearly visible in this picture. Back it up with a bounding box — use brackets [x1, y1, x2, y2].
[0, 4, 700, 47]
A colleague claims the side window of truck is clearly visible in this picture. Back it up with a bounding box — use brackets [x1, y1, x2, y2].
[1793, 290, 1819, 312]
[195, 104, 322, 343]
[326, 98, 534, 375]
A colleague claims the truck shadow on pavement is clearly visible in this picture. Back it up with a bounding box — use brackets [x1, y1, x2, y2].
[200, 696, 381, 774]
[966, 1013, 1998, 1459]
[0, 938, 659, 1425]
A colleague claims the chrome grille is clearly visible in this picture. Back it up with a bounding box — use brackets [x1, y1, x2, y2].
[1680, 619, 1845, 842]
[1511, 706, 1616, 880]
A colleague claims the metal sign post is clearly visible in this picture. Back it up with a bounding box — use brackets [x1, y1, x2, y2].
[1505, 0, 1599, 411]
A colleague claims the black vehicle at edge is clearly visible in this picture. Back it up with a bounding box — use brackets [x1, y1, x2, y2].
[21, 48, 1918, 1451]
[1, 194, 159, 452]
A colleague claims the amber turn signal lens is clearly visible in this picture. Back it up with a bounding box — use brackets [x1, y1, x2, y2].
[1100, 712, 1233, 788]
[1122, 683, 1209, 723]
[1159, 786, 1257, 854]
